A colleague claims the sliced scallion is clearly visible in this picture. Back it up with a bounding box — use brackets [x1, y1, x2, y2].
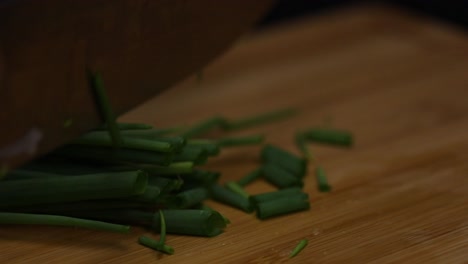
[302, 128, 353, 147]
[315, 166, 331, 192]
[289, 239, 308, 258]
[0, 212, 130, 233]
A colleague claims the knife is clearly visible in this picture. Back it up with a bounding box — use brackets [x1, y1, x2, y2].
[0, 0, 274, 169]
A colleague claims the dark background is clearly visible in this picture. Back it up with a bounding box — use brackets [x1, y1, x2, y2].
[259, 0, 468, 30]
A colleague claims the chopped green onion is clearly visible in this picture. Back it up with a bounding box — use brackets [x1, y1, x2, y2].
[180, 117, 226, 138]
[187, 140, 220, 156]
[119, 127, 183, 138]
[54, 145, 174, 166]
[158, 210, 167, 244]
[224, 181, 250, 199]
[186, 170, 220, 184]
[315, 166, 331, 192]
[141, 162, 194, 175]
[173, 146, 208, 165]
[0, 212, 130, 233]
[209, 184, 254, 213]
[216, 134, 264, 147]
[73, 133, 173, 153]
[90, 72, 123, 147]
[250, 187, 304, 204]
[262, 164, 303, 189]
[256, 196, 310, 220]
[166, 188, 209, 209]
[0, 171, 148, 208]
[198, 204, 231, 225]
[302, 128, 353, 146]
[261, 144, 307, 178]
[151, 210, 227, 237]
[138, 236, 174, 255]
[221, 108, 297, 131]
[237, 168, 262, 186]
[289, 239, 308, 258]
[96, 122, 154, 131]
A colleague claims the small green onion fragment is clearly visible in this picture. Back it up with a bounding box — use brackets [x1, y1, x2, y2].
[289, 239, 308, 258]
[54, 145, 174, 166]
[138, 236, 174, 255]
[237, 168, 262, 187]
[187, 140, 220, 156]
[96, 122, 154, 131]
[0, 212, 130, 233]
[198, 204, 231, 225]
[0, 171, 148, 208]
[180, 117, 226, 138]
[250, 187, 304, 204]
[302, 128, 353, 147]
[225, 181, 250, 199]
[90, 72, 123, 147]
[262, 164, 303, 189]
[173, 146, 208, 165]
[216, 134, 264, 147]
[151, 210, 227, 237]
[73, 133, 173, 153]
[158, 210, 167, 244]
[209, 184, 254, 213]
[261, 145, 307, 178]
[167, 187, 209, 209]
[256, 196, 310, 220]
[315, 166, 332, 192]
[142, 162, 194, 175]
[221, 108, 297, 131]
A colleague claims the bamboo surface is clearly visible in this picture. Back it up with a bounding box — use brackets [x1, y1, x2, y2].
[1, 4, 468, 264]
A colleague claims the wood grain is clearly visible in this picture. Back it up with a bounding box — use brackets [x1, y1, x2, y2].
[1, 4, 468, 263]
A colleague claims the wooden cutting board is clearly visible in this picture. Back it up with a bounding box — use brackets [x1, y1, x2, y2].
[1, 4, 468, 263]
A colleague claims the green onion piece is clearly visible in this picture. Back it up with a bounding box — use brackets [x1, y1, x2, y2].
[256, 196, 310, 220]
[237, 168, 262, 186]
[90, 72, 123, 147]
[96, 122, 154, 131]
[302, 128, 353, 147]
[53, 145, 174, 166]
[141, 162, 194, 175]
[73, 133, 173, 153]
[250, 187, 304, 204]
[138, 236, 174, 255]
[209, 184, 254, 213]
[130, 185, 161, 203]
[180, 116, 226, 138]
[186, 170, 220, 184]
[166, 187, 209, 209]
[198, 204, 231, 225]
[295, 132, 313, 161]
[0, 212, 130, 233]
[9, 200, 152, 214]
[119, 127, 183, 138]
[173, 146, 208, 165]
[58, 209, 153, 226]
[0, 171, 148, 208]
[224, 181, 250, 199]
[289, 239, 308, 258]
[187, 140, 220, 156]
[262, 164, 303, 189]
[158, 210, 167, 244]
[315, 166, 331, 192]
[261, 144, 307, 178]
[148, 177, 182, 196]
[151, 210, 227, 237]
[216, 135, 264, 147]
[221, 108, 297, 131]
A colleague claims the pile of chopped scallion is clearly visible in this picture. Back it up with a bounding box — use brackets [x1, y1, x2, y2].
[0, 73, 353, 257]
